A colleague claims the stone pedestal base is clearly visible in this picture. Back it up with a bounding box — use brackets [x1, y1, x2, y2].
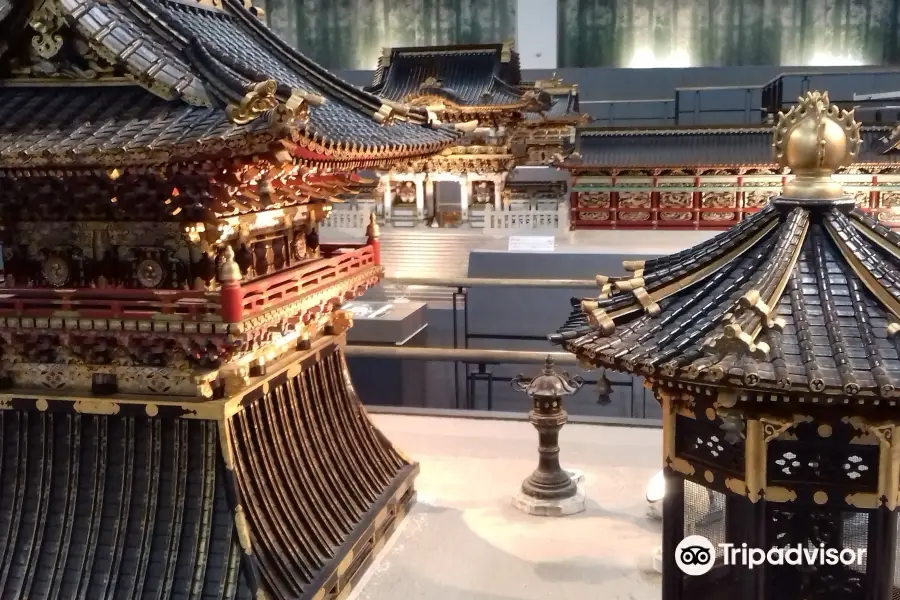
[566, 469, 584, 484]
[512, 486, 586, 517]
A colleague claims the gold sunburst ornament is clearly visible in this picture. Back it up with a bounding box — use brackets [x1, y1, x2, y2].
[773, 91, 862, 200]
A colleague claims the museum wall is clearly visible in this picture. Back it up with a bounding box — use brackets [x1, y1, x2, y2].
[556, 0, 900, 69]
[260, 0, 900, 72]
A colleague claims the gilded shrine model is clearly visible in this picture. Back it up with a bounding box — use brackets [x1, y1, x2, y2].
[0, 0, 462, 598]
[554, 92, 900, 599]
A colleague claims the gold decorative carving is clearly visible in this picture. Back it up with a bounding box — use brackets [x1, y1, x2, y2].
[845, 492, 879, 509]
[700, 191, 737, 221]
[765, 486, 798, 502]
[270, 88, 324, 129]
[227, 80, 280, 126]
[617, 191, 651, 208]
[774, 91, 862, 199]
[852, 189, 872, 209]
[725, 477, 747, 496]
[578, 191, 611, 207]
[8, 363, 198, 397]
[761, 416, 794, 442]
[743, 189, 777, 209]
[10, 3, 118, 81]
[328, 310, 354, 337]
[670, 458, 696, 476]
[234, 505, 253, 553]
[659, 191, 692, 221]
[813, 490, 829, 504]
[29, 1, 65, 59]
[577, 211, 610, 221]
[73, 399, 120, 415]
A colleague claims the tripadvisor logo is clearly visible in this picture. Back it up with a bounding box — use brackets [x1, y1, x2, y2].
[675, 535, 867, 576]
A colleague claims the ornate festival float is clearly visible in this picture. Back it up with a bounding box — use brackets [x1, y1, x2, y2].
[554, 92, 900, 599]
[0, 0, 462, 597]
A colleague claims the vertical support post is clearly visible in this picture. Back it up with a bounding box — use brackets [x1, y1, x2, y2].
[218, 245, 244, 323]
[382, 175, 393, 223]
[366, 212, 381, 267]
[460, 175, 470, 222]
[662, 469, 685, 600]
[659, 388, 684, 600]
[742, 418, 769, 600]
[425, 177, 435, 220]
[866, 508, 897, 600]
[494, 176, 504, 211]
[867, 423, 900, 600]
[414, 176, 425, 221]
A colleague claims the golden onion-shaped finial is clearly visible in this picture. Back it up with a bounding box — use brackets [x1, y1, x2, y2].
[217, 245, 243, 283]
[773, 91, 862, 200]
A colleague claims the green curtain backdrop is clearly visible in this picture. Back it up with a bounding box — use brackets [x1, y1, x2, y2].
[262, 0, 517, 71]
[558, 0, 900, 68]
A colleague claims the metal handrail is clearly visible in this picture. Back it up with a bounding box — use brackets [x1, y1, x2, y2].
[366, 405, 662, 429]
[381, 276, 597, 288]
[344, 346, 575, 364]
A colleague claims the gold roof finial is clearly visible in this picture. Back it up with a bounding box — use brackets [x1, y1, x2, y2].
[773, 91, 862, 200]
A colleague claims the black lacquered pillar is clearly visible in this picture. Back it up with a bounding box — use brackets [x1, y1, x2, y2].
[662, 468, 685, 600]
[866, 508, 898, 600]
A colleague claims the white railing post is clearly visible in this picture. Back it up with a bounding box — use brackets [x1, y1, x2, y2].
[484, 205, 495, 235]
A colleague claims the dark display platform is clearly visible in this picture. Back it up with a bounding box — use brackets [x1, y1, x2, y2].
[346, 300, 428, 407]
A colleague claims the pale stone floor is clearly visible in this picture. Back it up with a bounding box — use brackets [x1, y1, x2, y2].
[351, 414, 663, 600]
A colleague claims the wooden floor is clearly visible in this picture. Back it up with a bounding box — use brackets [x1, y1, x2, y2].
[350, 414, 663, 600]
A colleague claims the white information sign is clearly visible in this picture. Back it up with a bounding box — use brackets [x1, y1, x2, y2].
[507, 236, 556, 252]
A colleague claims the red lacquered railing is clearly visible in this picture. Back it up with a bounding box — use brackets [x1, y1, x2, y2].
[220, 244, 378, 322]
[0, 244, 380, 325]
[0, 287, 217, 321]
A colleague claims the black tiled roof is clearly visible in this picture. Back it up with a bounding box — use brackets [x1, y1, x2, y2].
[552, 202, 900, 400]
[1, 0, 460, 164]
[367, 43, 526, 107]
[0, 411, 255, 600]
[158, 0, 459, 149]
[524, 90, 583, 121]
[0, 85, 276, 167]
[0, 345, 414, 599]
[569, 126, 900, 167]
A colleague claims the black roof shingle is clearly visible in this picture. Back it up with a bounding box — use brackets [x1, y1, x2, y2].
[0, 344, 414, 600]
[567, 126, 900, 168]
[367, 43, 527, 108]
[554, 95, 900, 402]
[0, 0, 461, 168]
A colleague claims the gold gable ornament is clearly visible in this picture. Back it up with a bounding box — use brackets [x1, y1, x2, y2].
[227, 79, 279, 125]
[773, 91, 861, 200]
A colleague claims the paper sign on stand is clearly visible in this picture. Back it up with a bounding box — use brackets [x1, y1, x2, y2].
[507, 236, 556, 252]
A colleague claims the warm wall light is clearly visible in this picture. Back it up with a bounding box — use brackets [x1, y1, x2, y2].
[807, 51, 865, 67]
[628, 48, 691, 69]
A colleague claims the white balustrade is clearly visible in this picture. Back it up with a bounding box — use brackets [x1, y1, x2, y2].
[320, 206, 372, 236]
[483, 203, 569, 236]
